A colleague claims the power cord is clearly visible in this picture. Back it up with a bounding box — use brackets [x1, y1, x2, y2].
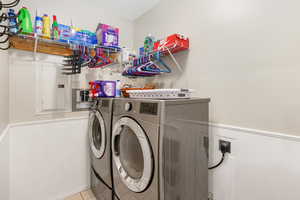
[208, 140, 230, 170]
[208, 152, 225, 170]
[91, 166, 121, 200]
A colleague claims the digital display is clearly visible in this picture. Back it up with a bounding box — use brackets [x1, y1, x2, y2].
[140, 103, 158, 115]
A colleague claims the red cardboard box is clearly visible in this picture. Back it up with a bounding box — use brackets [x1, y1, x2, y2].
[154, 34, 189, 54]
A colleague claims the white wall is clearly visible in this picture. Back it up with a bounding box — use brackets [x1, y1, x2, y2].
[134, 0, 300, 136]
[0, 51, 9, 133]
[209, 124, 300, 200]
[114, 0, 160, 21]
[9, 117, 89, 200]
[0, 127, 10, 200]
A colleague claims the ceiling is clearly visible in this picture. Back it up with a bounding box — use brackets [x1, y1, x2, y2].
[109, 0, 160, 21]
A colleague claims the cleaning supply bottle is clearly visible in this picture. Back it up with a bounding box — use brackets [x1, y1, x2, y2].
[70, 26, 80, 44]
[42, 14, 51, 39]
[52, 15, 59, 40]
[144, 34, 155, 54]
[8, 9, 18, 34]
[18, 7, 34, 34]
[34, 16, 43, 36]
[116, 80, 122, 97]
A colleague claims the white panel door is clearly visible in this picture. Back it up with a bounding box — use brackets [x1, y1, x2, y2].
[36, 62, 71, 114]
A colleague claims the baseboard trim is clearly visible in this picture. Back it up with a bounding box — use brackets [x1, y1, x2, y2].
[9, 116, 89, 128]
[210, 122, 300, 142]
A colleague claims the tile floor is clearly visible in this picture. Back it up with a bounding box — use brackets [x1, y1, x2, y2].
[64, 189, 96, 200]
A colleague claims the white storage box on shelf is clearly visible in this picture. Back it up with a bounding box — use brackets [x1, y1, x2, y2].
[127, 89, 194, 99]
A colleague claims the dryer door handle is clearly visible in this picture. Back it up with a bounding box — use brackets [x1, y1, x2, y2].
[114, 134, 120, 156]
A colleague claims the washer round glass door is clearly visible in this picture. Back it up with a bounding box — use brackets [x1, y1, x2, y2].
[112, 117, 153, 193]
[88, 111, 106, 159]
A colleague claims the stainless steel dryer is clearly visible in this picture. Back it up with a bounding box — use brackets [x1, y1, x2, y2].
[88, 98, 114, 200]
[111, 98, 210, 200]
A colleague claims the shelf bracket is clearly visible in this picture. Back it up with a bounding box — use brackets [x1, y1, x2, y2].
[165, 47, 183, 73]
[33, 34, 38, 61]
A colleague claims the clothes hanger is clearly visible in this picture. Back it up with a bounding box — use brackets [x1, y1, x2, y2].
[0, 0, 21, 51]
[0, 12, 20, 22]
[62, 49, 82, 75]
[92, 48, 113, 68]
[0, 0, 20, 8]
[152, 52, 171, 73]
[0, 41, 10, 50]
[0, 35, 9, 43]
[123, 61, 160, 76]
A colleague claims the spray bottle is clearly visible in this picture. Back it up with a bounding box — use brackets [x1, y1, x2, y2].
[144, 34, 155, 54]
[52, 15, 59, 40]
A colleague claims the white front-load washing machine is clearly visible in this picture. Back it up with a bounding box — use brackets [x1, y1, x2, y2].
[111, 98, 210, 200]
[88, 98, 114, 200]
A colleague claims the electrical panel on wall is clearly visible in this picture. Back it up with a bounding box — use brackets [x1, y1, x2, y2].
[36, 62, 71, 114]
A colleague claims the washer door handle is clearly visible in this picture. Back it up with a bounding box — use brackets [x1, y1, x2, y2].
[114, 134, 120, 156]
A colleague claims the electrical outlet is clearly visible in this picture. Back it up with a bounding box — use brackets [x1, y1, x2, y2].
[219, 140, 231, 153]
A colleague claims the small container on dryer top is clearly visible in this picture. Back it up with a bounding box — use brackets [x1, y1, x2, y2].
[99, 81, 116, 97]
[115, 80, 122, 97]
[89, 81, 102, 98]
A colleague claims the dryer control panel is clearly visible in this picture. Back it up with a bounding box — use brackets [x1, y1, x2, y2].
[140, 102, 158, 115]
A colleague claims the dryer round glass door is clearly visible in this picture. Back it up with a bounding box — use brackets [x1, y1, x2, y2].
[88, 111, 106, 159]
[112, 117, 153, 193]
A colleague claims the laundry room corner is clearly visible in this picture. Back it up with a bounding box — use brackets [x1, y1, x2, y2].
[1, 0, 300, 199]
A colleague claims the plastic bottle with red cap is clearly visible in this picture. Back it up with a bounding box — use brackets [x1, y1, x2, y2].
[52, 15, 59, 40]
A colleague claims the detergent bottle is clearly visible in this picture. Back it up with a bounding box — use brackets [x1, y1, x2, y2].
[18, 7, 34, 34]
[8, 9, 18, 34]
[42, 14, 51, 39]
